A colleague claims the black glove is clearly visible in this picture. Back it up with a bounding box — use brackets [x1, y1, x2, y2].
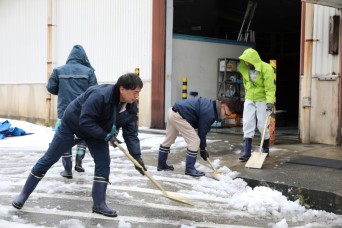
[266, 103, 273, 112]
[134, 157, 147, 176]
[200, 149, 209, 161]
[107, 134, 122, 147]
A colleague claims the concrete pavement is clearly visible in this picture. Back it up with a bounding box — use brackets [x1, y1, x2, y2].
[0, 127, 341, 227]
[142, 127, 342, 214]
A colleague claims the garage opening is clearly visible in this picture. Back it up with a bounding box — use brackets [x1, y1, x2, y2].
[173, 0, 301, 129]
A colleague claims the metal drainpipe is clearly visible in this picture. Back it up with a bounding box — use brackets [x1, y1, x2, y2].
[338, 13, 342, 145]
[298, 0, 306, 141]
[299, 1, 305, 76]
[45, 0, 53, 126]
[300, 2, 315, 144]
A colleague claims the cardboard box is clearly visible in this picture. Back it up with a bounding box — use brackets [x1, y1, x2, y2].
[224, 114, 241, 127]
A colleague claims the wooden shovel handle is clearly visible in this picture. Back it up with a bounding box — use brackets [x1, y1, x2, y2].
[207, 158, 218, 173]
[113, 142, 167, 194]
[258, 112, 271, 153]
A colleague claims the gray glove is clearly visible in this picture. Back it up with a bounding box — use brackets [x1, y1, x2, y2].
[200, 149, 209, 161]
[266, 103, 273, 112]
[106, 134, 122, 147]
[134, 157, 147, 176]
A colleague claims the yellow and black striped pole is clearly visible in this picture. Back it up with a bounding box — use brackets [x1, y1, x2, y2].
[135, 68, 140, 126]
[269, 60, 277, 145]
[182, 77, 187, 99]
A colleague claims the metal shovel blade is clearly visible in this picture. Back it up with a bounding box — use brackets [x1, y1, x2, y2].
[164, 191, 193, 206]
[143, 170, 193, 206]
[207, 158, 222, 181]
[245, 113, 271, 169]
[208, 171, 221, 181]
[113, 142, 193, 206]
[245, 152, 268, 169]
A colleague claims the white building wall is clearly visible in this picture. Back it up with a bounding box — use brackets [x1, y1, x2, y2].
[0, 0, 47, 83]
[0, 0, 152, 127]
[53, 0, 152, 83]
[171, 35, 252, 109]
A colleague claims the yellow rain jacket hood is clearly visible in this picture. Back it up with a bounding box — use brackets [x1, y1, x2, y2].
[238, 48, 275, 103]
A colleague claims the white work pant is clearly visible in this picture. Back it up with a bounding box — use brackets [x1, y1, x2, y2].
[161, 108, 200, 152]
[243, 99, 270, 139]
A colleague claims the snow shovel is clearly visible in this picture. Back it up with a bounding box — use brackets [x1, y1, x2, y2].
[113, 142, 193, 206]
[245, 112, 271, 169]
[206, 158, 222, 181]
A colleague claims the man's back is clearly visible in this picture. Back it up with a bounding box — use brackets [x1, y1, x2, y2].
[47, 45, 97, 118]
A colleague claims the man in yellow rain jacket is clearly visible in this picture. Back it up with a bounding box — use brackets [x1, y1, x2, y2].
[238, 48, 275, 162]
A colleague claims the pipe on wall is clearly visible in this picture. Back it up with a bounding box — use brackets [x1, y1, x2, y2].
[338, 14, 342, 145]
[299, 0, 306, 141]
[46, 0, 53, 126]
[300, 2, 315, 144]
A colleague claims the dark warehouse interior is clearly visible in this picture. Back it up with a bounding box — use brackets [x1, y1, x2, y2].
[173, 0, 302, 126]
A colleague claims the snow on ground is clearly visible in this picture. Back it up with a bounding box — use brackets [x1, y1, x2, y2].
[0, 118, 341, 227]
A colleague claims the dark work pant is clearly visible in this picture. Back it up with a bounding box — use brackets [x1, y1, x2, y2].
[31, 120, 111, 178]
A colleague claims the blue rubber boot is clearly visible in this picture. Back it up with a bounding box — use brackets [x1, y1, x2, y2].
[185, 149, 205, 177]
[263, 139, 270, 157]
[239, 138, 252, 162]
[92, 176, 117, 217]
[75, 143, 86, 172]
[157, 145, 174, 171]
[60, 153, 73, 178]
[12, 172, 43, 209]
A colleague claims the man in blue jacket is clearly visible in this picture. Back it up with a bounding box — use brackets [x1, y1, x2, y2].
[157, 97, 232, 177]
[47, 45, 98, 178]
[12, 73, 146, 217]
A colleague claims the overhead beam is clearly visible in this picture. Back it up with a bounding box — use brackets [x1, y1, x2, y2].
[303, 0, 342, 9]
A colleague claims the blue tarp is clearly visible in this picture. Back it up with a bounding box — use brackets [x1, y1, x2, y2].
[0, 120, 28, 139]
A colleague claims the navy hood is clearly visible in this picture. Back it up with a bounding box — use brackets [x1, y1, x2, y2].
[66, 45, 94, 70]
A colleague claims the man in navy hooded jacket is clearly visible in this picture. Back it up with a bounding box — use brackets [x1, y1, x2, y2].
[47, 44, 98, 178]
[12, 73, 145, 217]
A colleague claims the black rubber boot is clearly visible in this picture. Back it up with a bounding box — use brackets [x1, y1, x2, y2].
[263, 139, 270, 157]
[239, 138, 252, 162]
[157, 145, 174, 171]
[185, 149, 205, 177]
[75, 154, 85, 172]
[75, 143, 86, 172]
[60, 154, 73, 179]
[92, 176, 117, 217]
[12, 172, 43, 209]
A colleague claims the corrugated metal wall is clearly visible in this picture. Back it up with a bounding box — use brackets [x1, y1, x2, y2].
[309, 5, 341, 144]
[312, 5, 340, 77]
[53, 0, 152, 83]
[0, 0, 47, 83]
[0, 0, 152, 127]
[0, 0, 152, 83]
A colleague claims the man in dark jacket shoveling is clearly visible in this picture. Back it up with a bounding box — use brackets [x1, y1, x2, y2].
[157, 97, 233, 177]
[47, 44, 98, 178]
[12, 73, 146, 217]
